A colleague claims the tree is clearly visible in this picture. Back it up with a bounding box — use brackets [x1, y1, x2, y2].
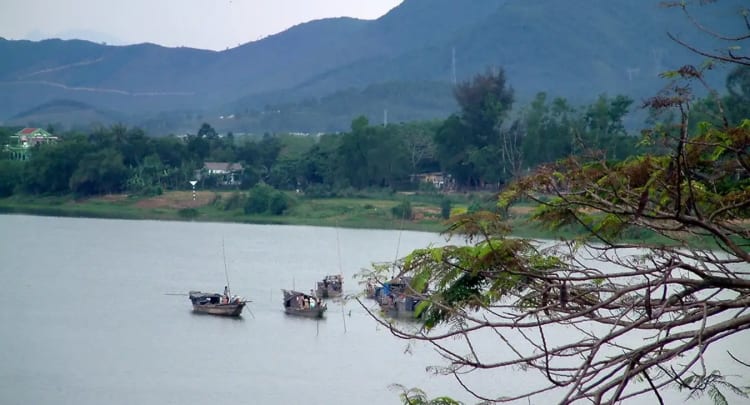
[298, 134, 339, 189]
[435, 115, 478, 187]
[335, 120, 411, 190]
[580, 94, 634, 157]
[186, 134, 209, 161]
[361, 2, 750, 403]
[521, 93, 581, 168]
[244, 183, 273, 214]
[398, 121, 439, 176]
[197, 122, 218, 139]
[435, 68, 518, 189]
[21, 135, 92, 194]
[69, 148, 128, 195]
[0, 160, 23, 197]
[454, 68, 514, 138]
[725, 66, 750, 125]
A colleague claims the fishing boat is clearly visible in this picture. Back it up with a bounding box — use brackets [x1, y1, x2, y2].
[282, 289, 327, 318]
[364, 277, 379, 299]
[372, 276, 424, 320]
[315, 274, 343, 298]
[189, 289, 247, 317]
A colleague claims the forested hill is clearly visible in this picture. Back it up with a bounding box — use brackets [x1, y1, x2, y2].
[1, 0, 745, 133]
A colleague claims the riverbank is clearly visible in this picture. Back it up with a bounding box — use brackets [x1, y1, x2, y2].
[0, 191, 675, 243]
[0, 190, 496, 234]
[0, 189, 729, 249]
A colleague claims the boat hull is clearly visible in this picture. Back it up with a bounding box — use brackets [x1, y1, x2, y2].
[316, 275, 343, 299]
[284, 307, 327, 318]
[282, 289, 327, 318]
[315, 288, 343, 299]
[192, 302, 246, 317]
[189, 291, 246, 317]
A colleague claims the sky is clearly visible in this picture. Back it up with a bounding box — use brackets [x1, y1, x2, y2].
[0, 0, 404, 51]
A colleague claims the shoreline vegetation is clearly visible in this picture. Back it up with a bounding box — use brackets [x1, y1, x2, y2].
[0, 190, 479, 233]
[0, 189, 554, 237]
[0, 191, 734, 249]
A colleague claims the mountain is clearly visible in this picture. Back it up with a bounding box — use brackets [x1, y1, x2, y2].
[0, 0, 745, 133]
[6, 99, 124, 130]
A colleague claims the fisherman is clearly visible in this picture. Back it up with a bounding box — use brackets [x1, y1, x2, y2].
[223, 285, 230, 303]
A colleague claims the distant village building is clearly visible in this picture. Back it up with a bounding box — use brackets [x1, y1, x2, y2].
[198, 162, 244, 186]
[5, 128, 59, 161]
[412, 172, 453, 191]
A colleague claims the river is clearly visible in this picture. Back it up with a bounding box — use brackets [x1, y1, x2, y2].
[0, 215, 745, 404]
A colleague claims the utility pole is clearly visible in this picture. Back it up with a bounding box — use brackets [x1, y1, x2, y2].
[452, 47, 457, 84]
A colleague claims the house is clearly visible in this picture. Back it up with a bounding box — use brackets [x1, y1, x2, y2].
[411, 172, 453, 190]
[5, 128, 59, 161]
[199, 162, 244, 186]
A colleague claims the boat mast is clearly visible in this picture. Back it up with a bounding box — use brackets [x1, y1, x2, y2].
[222, 237, 231, 295]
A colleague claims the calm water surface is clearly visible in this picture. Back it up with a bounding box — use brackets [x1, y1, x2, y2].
[0, 215, 465, 405]
[0, 215, 745, 404]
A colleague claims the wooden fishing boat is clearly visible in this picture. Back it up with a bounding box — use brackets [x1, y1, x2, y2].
[315, 274, 343, 298]
[189, 290, 247, 317]
[372, 277, 424, 320]
[282, 289, 327, 318]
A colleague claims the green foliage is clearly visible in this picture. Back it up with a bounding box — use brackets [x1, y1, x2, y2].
[244, 184, 274, 214]
[177, 208, 199, 219]
[21, 135, 92, 194]
[680, 370, 750, 405]
[69, 149, 128, 196]
[351, 116, 369, 133]
[197, 122, 217, 139]
[521, 92, 640, 170]
[242, 184, 292, 216]
[0, 160, 23, 197]
[390, 384, 463, 405]
[391, 199, 413, 220]
[269, 192, 293, 215]
[440, 197, 451, 219]
[436, 68, 517, 188]
[221, 192, 245, 211]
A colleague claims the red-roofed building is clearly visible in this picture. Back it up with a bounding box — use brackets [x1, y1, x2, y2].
[5, 128, 59, 161]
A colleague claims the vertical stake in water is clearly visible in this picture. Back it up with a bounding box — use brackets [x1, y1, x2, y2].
[393, 211, 406, 277]
[336, 223, 347, 333]
[222, 237, 230, 296]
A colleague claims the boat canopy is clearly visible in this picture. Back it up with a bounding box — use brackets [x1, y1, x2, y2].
[283, 289, 316, 302]
[189, 291, 224, 300]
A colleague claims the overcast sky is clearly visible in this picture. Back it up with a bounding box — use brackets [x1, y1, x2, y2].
[0, 0, 404, 51]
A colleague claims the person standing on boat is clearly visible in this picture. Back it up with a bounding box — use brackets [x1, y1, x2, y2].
[223, 286, 230, 303]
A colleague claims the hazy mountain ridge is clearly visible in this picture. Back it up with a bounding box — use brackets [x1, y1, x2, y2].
[0, 0, 744, 133]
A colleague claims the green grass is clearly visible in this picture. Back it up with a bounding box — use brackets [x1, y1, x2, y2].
[3, 191, 730, 249]
[0, 192, 459, 233]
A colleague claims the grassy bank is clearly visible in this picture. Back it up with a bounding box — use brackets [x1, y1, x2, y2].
[1, 191, 722, 249]
[0, 191, 469, 233]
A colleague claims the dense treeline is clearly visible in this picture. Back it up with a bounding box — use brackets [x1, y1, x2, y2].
[2, 65, 746, 202]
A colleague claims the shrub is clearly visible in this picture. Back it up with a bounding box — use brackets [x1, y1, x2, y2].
[440, 198, 452, 219]
[244, 184, 273, 214]
[391, 200, 413, 220]
[178, 208, 199, 219]
[222, 192, 245, 211]
[269, 192, 291, 215]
